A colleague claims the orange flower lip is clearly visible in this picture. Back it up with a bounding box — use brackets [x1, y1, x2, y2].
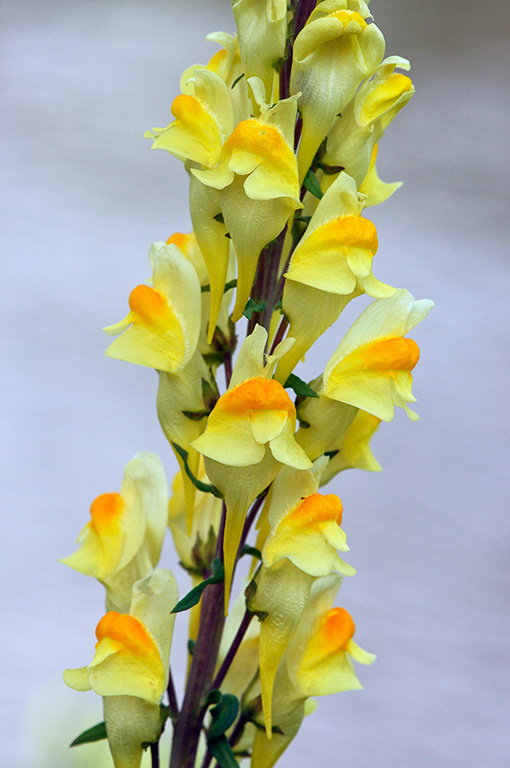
[312, 607, 356, 656]
[300, 215, 378, 255]
[224, 119, 290, 166]
[95, 611, 159, 659]
[128, 284, 169, 326]
[286, 493, 343, 528]
[341, 336, 420, 375]
[218, 377, 295, 416]
[88, 493, 123, 531]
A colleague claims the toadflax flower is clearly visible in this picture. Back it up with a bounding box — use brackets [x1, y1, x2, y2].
[250, 574, 375, 768]
[103, 241, 201, 375]
[192, 325, 312, 603]
[64, 569, 178, 768]
[60, 453, 168, 612]
[322, 288, 434, 421]
[248, 459, 355, 734]
[275, 171, 396, 385]
[290, 0, 385, 183]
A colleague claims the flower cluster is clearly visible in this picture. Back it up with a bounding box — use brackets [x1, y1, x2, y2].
[63, 2, 432, 768]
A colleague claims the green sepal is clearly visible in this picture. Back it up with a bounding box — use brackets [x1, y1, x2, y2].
[171, 443, 223, 498]
[171, 558, 225, 613]
[70, 721, 107, 748]
[208, 694, 240, 740]
[240, 544, 261, 560]
[303, 168, 323, 199]
[182, 409, 210, 421]
[284, 373, 319, 398]
[243, 298, 267, 319]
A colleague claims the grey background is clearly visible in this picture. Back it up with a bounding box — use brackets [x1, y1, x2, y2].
[2, 0, 509, 766]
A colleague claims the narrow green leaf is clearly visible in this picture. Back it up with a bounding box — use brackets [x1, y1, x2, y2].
[284, 373, 319, 398]
[303, 168, 323, 199]
[231, 73, 245, 89]
[207, 735, 241, 768]
[208, 694, 240, 740]
[171, 558, 225, 613]
[70, 721, 107, 748]
[201, 279, 237, 294]
[240, 544, 262, 560]
[243, 298, 266, 320]
[171, 443, 223, 498]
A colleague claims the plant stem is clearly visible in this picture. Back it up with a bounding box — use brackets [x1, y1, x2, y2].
[166, 667, 179, 721]
[151, 741, 160, 768]
[210, 608, 253, 693]
[247, 227, 288, 338]
[169, 505, 227, 768]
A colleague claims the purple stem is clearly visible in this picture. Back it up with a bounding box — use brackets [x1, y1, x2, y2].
[168, 505, 227, 768]
[210, 609, 254, 693]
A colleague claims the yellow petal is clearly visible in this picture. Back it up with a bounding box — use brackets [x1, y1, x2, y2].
[88, 612, 165, 703]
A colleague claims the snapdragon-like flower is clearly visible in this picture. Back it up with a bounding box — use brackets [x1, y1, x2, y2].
[145, 68, 234, 169]
[192, 325, 311, 603]
[248, 460, 355, 734]
[64, 569, 178, 768]
[322, 289, 434, 420]
[103, 242, 201, 375]
[323, 56, 414, 191]
[232, 0, 287, 101]
[251, 574, 374, 768]
[290, 0, 385, 182]
[276, 172, 395, 384]
[60, 453, 168, 612]
[193, 83, 302, 322]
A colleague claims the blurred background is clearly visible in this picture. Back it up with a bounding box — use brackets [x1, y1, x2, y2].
[2, 0, 509, 766]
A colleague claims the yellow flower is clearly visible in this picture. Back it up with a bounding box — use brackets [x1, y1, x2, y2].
[322, 289, 434, 421]
[192, 326, 311, 604]
[251, 574, 374, 768]
[144, 69, 234, 168]
[103, 242, 201, 375]
[323, 56, 415, 191]
[64, 570, 178, 768]
[248, 460, 355, 735]
[276, 172, 395, 385]
[232, 0, 287, 101]
[60, 453, 168, 612]
[290, 0, 385, 182]
[193, 85, 302, 322]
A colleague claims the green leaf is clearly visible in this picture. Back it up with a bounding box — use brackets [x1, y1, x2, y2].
[187, 638, 196, 655]
[70, 721, 107, 748]
[240, 544, 261, 560]
[171, 558, 225, 613]
[231, 73, 245, 89]
[284, 373, 319, 398]
[205, 689, 223, 706]
[302, 168, 323, 199]
[201, 279, 237, 294]
[171, 443, 223, 498]
[243, 298, 266, 320]
[208, 694, 239, 740]
[207, 735, 241, 768]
